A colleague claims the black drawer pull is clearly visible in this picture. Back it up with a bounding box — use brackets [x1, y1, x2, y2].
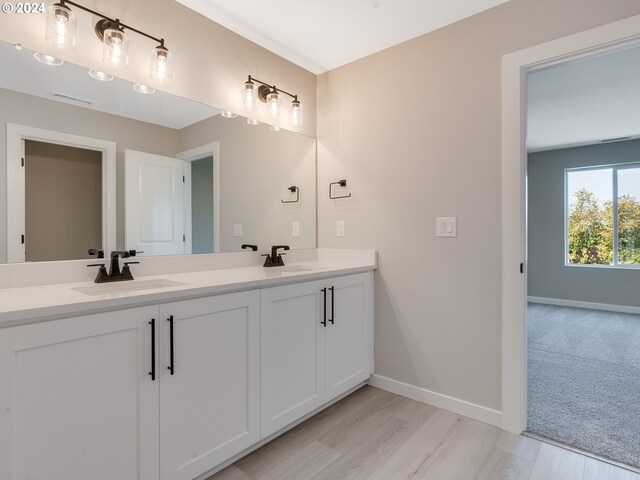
[167, 315, 175, 375]
[321, 288, 327, 327]
[329, 286, 335, 325]
[148, 318, 156, 381]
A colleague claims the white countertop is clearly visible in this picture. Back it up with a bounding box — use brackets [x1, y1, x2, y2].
[0, 254, 376, 329]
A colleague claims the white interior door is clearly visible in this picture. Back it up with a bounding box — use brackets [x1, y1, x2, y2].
[125, 149, 190, 256]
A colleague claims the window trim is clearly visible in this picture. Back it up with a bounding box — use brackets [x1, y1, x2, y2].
[565, 161, 640, 269]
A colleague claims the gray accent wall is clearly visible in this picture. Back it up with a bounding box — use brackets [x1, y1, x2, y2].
[528, 140, 640, 307]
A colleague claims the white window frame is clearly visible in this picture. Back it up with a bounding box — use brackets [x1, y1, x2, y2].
[564, 162, 640, 269]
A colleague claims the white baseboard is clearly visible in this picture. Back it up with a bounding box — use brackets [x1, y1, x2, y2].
[528, 296, 640, 315]
[367, 374, 503, 428]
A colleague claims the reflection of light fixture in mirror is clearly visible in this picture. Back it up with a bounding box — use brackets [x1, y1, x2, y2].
[89, 70, 114, 81]
[150, 44, 172, 83]
[134, 83, 155, 94]
[102, 24, 129, 68]
[45, 2, 77, 50]
[269, 125, 281, 132]
[290, 98, 303, 127]
[247, 118, 260, 126]
[220, 110, 238, 119]
[34, 52, 64, 66]
[243, 78, 256, 112]
[243, 75, 302, 127]
[43, 1, 173, 77]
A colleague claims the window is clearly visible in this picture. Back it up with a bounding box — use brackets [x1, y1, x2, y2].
[566, 163, 640, 267]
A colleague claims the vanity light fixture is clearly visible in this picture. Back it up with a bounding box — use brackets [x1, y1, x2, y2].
[134, 84, 156, 95]
[220, 110, 238, 119]
[34, 52, 64, 66]
[44, 1, 172, 81]
[243, 75, 303, 127]
[88, 70, 114, 82]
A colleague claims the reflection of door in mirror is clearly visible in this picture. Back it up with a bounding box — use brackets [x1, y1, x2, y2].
[125, 149, 190, 256]
[5, 123, 117, 264]
[24, 141, 102, 262]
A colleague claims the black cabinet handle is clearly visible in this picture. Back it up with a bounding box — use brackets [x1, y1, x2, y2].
[167, 315, 175, 375]
[321, 288, 327, 327]
[148, 319, 156, 381]
[329, 286, 335, 325]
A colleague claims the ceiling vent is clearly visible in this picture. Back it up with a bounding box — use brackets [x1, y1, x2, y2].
[600, 136, 631, 143]
[48, 91, 94, 106]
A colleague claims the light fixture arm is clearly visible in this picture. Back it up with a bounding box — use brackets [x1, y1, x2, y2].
[59, 0, 166, 47]
[247, 75, 299, 102]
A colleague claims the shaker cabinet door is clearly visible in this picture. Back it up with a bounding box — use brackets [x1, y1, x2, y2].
[158, 290, 260, 480]
[0, 306, 160, 480]
[324, 272, 373, 399]
[260, 280, 326, 438]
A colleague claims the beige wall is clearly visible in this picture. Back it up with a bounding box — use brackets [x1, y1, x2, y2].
[317, 0, 640, 410]
[178, 115, 317, 252]
[25, 141, 102, 262]
[0, 0, 316, 137]
[0, 88, 179, 262]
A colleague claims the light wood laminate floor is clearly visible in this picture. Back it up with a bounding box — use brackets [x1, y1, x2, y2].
[207, 386, 639, 480]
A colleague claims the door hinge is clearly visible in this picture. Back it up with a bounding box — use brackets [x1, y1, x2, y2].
[21, 234, 24, 245]
[183, 234, 186, 242]
[182, 175, 185, 183]
[21, 157, 24, 167]
[520, 263, 524, 274]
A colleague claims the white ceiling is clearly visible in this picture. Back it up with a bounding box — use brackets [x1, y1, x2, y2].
[527, 45, 640, 152]
[0, 41, 219, 130]
[176, 0, 511, 74]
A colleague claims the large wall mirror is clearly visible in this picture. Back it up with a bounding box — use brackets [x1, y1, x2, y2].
[0, 41, 316, 263]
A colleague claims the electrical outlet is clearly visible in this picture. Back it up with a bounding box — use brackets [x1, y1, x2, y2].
[336, 220, 345, 237]
[233, 224, 242, 237]
[292, 222, 300, 237]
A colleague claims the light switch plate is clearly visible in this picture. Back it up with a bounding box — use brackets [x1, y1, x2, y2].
[292, 222, 300, 237]
[436, 217, 457, 237]
[336, 220, 345, 237]
[233, 224, 242, 237]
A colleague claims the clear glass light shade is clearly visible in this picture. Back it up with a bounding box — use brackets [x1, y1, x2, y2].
[150, 46, 172, 83]
[290, 100, 303, 127]
[134, 83, 155, 94]
[246, 118, 260, 126]
[242, 81, 256, 112]
[45, 3, 76, 50]
[103, 28, 129, 69]
[220, 110, 238, 119]
[269, 125, 281, 132]
[34, 52, 64, 66]
[267, 91, 280, 119]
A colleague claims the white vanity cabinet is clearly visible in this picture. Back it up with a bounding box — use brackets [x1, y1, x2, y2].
[0, 291, 260, 480]
[260, 272, 373, 438]
[0, 306, 160, 480]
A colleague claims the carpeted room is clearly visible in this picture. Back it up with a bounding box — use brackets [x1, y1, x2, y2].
[526, 47, 640, 470]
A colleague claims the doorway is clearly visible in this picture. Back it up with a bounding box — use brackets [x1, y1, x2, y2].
[24, 140, 102, 261]
[501, 12, 640, 472]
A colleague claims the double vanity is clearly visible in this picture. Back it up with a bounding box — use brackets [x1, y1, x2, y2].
[0, 248, 375, 480]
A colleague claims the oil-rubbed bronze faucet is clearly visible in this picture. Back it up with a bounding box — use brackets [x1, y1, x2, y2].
[262, 245, 290, 267]
[87, 251, 139, 283]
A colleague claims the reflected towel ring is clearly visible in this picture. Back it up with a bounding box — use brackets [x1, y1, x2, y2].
[329, 179, 351, 199]
[281, 186, 300, 203]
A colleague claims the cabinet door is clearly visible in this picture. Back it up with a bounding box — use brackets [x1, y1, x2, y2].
[0, 307, 159, 480]
[159, 291, 260, 480]
[260, 280, 325, 438]
[325, 272, 374, 399]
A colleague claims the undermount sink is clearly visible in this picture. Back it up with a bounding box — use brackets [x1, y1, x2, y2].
[73, 279, 189, 296]
[270, 265, 315, 273]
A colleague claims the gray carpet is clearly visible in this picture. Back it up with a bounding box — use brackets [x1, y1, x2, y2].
[526, 303, 640, 469]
